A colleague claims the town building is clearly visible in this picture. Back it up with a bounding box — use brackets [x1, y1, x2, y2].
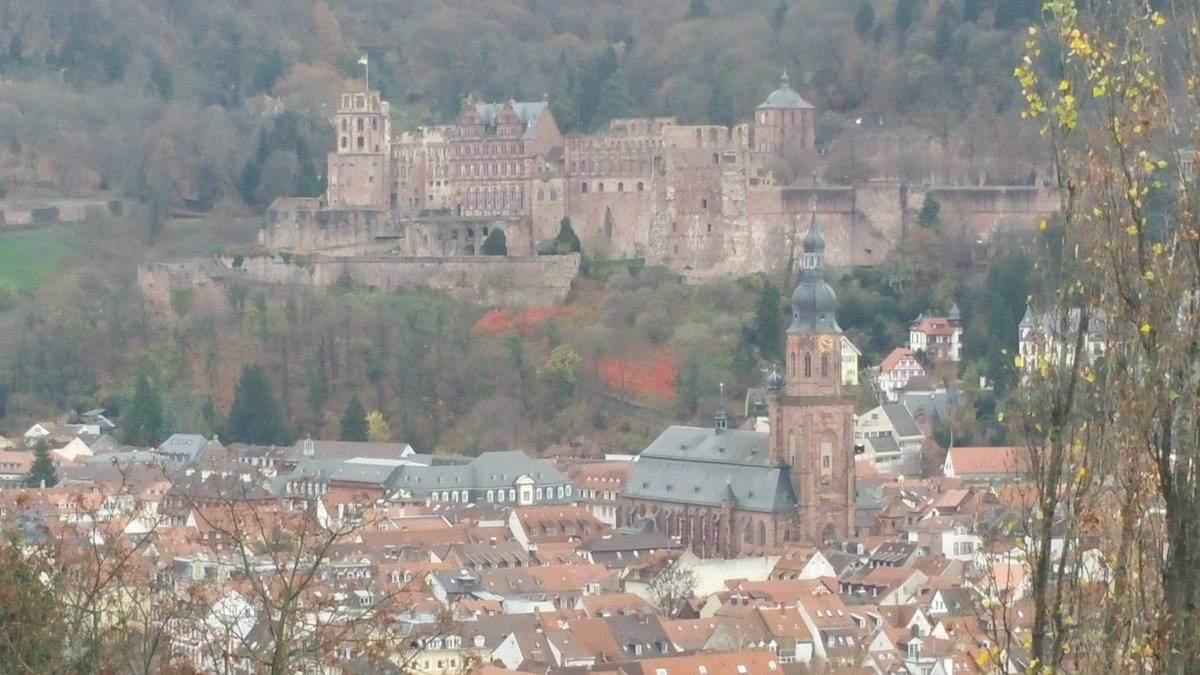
[875, 347, 927, 403]
[620, 207, 855, 556]
[909, 304, 963, 362]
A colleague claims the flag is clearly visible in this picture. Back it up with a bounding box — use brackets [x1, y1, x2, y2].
[357, 54, 368, 66]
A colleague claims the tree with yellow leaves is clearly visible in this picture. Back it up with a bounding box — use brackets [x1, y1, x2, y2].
[1004, 2, 1200, 672]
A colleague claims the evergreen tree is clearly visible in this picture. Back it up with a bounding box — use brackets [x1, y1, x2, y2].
[854, 1, 875, 39]
[121, 367, 163, 447]
[706, 69, 735, 127]
[772, 0, 788, 33]
[339, 395, 368, 442]
[917, 192, 942, 228]
[753, 281, 784, 361]
[686, 0, 710, 20]
[555, 217, 582, 254]
[481, 228, 507, 255]
[591, 68, 633, 131]
[222, 364, 289, 445]
[26, 441, 57, 488]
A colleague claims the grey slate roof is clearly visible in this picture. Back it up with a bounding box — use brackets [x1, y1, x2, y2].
[386, 450, 571, 499]
[758, 73, 815, 110]
[159, 433, 220, 463]
[881, 404, 923, 438]
[900, 388, 959, 426]
[472, 101, 549, 140]
[865, 435, 901, 458]
[622, 426, 797, 513]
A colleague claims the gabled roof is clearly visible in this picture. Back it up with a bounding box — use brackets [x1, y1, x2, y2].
[943, 447, 1024, 479]
[878, 348, 924, 374]
[623, 426, 796, 513]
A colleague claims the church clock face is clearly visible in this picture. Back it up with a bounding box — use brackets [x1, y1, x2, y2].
[818, 335, 836, 352]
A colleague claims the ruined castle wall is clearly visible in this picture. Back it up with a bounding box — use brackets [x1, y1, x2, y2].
[912, 186, 1058, 237]
[400, 217, 534, 257]
[137, 254, 580, 323]
[529, 176, 569, 247]
[568, 182, 658, 259]
[264, 199, 394, 252]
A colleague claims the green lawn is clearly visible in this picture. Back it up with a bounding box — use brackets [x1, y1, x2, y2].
[0, 227, 81, 292]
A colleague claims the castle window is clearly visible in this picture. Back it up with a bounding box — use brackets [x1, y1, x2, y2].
[341, 137, 347, 149]
[581, 183, 588, 193]
[637, 182, 644, 192]
[357, 136, 364, 149]
[618, 182, 624, 192]
[372, 117, 378, 130]
[713, 152, 719, 164]
[358, 118, 364, 132]
[549, 189, 557, 201]
[341, 119, 347, 131]
[804, 353, 812, 377]
[702, 199, 708, 209]
[537, 189, 544, 202]
[706, 223, 712, 233]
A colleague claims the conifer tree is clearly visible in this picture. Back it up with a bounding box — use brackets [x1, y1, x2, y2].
[338, 395, 368, 442]
[481, 228, 507, 255]
[121, 368, 163, 447]
[26, 441, 57, 488]
[222, 364, 289, 445]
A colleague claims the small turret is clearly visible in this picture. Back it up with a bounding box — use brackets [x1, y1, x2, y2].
[714, 383, 728, 433]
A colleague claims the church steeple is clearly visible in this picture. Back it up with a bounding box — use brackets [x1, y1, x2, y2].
[789, 193, 841, 335]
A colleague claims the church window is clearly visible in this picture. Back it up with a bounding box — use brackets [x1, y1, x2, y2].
[804, 354, 812, 377]
[822, 354, 829, 378]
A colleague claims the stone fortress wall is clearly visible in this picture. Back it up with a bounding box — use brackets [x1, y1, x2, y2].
[137, 253, 580, 322]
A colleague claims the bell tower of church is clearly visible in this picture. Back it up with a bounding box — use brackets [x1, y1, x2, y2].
[767, 199, 856, 543]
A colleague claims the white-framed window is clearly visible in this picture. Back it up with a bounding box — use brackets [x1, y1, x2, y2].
[536, 487, 544, 501]
[487, 490, 494, 502]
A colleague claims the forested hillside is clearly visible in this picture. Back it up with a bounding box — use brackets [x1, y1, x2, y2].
[0, 0, 1052, 208]
[0, 0, 1071, 452]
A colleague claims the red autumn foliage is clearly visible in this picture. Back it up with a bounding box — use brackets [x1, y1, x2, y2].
[598, 347, 678, 401]
[471, 306, 572, 336]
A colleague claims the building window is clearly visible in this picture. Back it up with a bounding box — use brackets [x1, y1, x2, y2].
[821, 354, 829, 378]
[804, 353, 812, 377]
[509, 489, 516, 502]
[637, 182, 644, 192]
[536, 487, 544, 501]
[618, 182, 624, 192]
[581, 183, 588, 193]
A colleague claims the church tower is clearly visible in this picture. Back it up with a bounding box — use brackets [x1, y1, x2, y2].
[767, 202, 856, 543]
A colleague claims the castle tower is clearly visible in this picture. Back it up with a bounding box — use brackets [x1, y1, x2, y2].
[326, 90, 392, 208]
[767, 201, 856, 543]
[753, 72, 816, 154]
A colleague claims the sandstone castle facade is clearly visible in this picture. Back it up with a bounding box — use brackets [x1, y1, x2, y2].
[264, 76, 1056, 276]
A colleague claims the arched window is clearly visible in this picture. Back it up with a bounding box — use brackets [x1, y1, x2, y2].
[461, 490, 468, 502]
[617, 182, 624, 192]
[637, 182, 644, 192]
[804, 353, 812, 378]
[537, 189, 544, 201]
[821, 354, 829, 378]
[509, 488, 516, 502]
[550, 188, 557, 201]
